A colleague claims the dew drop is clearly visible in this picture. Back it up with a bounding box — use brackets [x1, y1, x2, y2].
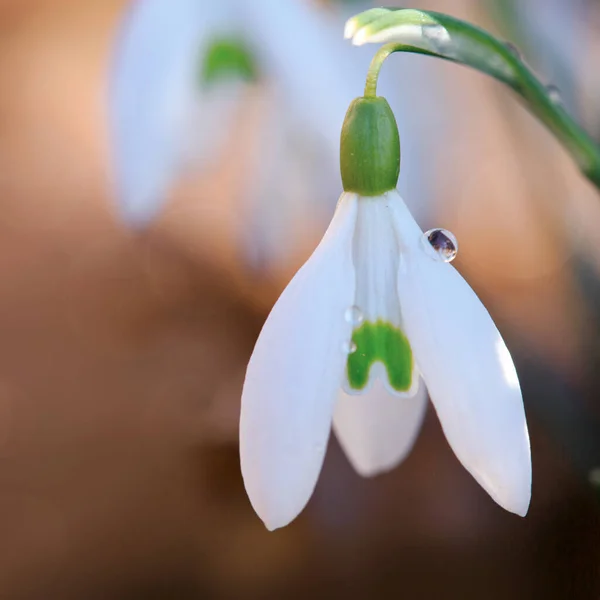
[344, 305, 364, 327]
[504, 41, 522, 60]
[343, 341, 357, 355]
[422, 228, 458, 263]
[546, 84, 563, 106]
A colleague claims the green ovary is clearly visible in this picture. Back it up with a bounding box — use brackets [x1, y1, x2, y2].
[347, 320, 413, 392]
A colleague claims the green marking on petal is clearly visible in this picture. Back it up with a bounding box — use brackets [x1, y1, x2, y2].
[201, 37, 259, 87]
[347, 320, 413, 392]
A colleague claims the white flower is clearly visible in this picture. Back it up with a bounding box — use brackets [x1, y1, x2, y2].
[109, 0, 373, 233]
[240, 98, 532, 532]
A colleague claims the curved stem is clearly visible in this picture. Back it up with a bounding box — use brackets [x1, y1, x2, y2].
[352, 9, 600, 192]
[364, 44, 396, 97]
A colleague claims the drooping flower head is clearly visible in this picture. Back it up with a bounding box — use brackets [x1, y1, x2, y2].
[240, 85, 531, 531]
[109, 0, 532, 533]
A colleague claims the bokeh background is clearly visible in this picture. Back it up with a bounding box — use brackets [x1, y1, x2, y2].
[0, 0, 599, 598]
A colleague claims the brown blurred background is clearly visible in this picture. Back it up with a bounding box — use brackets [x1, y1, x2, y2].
[0, 0, 599, 598]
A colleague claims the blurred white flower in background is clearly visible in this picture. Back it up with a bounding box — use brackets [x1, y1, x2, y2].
[111, 0, 361, 264]
[109, 0, 439, 269]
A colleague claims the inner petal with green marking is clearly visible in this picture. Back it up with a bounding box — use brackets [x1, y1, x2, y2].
[343, 195, 418, 397]
[347, 320, 414, 393]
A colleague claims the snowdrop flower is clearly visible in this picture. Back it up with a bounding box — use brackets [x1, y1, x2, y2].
[240, 95, 532, 531]
[110, 0, 240, 226]
[109, 0, 374, 252]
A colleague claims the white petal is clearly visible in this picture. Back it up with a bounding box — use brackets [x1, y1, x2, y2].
[180, 80, 245, 173]
[240, 193, 358, 530]
[352, 196, 404, 326]
[333, 378, 428, 477]
[239, 90, 340, 271]
[389, 191, 532, 516]
[241, 0, 366, 160]
[342, 196, 419, 398]
[109, 0, 233, 226]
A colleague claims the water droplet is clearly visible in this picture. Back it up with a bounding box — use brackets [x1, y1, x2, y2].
[546, 84, 563, 106]
[342, 341, 357, 355]
[422, 228, 458, 263]
[344, 306, 364, 326]
[504, 42, 522, 60]
[589, 468, 600, 487]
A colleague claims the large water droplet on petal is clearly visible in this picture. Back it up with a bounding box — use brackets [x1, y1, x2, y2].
[345, 306, 364, 327]
[422, 228, 458, 263]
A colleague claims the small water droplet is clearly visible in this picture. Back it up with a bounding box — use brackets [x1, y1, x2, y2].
[589, 468, 600, 487]
[342, 341, 357, 354]
[344, 306, 364, 326]
[422, 228, 458, 263]
[546, 84, 563, 106]
[504, 42, 522, 60]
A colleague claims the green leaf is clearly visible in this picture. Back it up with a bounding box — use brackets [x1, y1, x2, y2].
[348, 8, 600, 191]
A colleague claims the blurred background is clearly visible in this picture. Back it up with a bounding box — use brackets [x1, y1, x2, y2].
[0, 0, 599, 598]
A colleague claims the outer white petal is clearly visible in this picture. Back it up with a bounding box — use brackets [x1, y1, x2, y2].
[389, 191, 532, 516]
[109, 0, 233, 226]
[333, 378, 428, 477]
[240, 193, 358, 531]
[241, 0, 369, 161]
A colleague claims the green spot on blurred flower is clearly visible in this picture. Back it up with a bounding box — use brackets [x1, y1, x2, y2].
[201, 37, 259, 86]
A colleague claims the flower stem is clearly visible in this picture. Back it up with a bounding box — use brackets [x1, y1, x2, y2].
[364, 44, 396, 98]
[353, 9, 600, 192]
